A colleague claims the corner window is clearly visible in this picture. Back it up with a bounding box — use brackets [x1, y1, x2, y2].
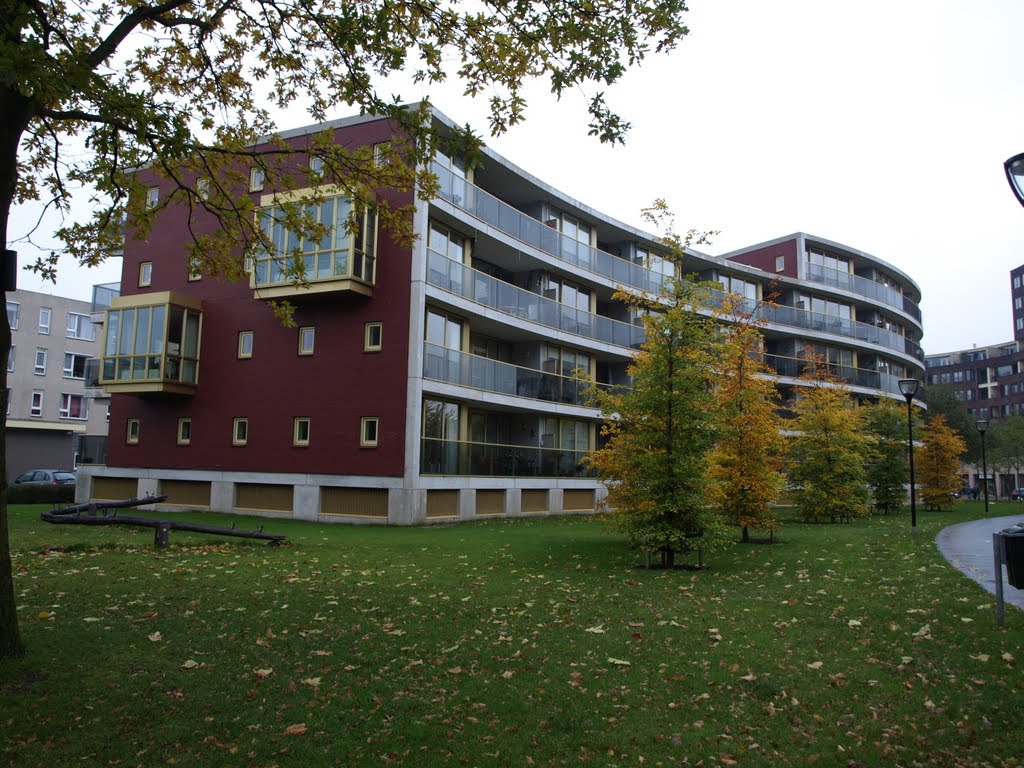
[59, 393, 87, 420]
[232, 417, 248, 446]
[364, 322, 382, 352]
[7, 301, 19, 330]
[34, 348, 47, 375]
[293, 417, 311, 447]
[146, 187, 159, 209]
[139, 261, 153, 287]
[38, 307, 51, 335]
[238, 331, 254, 359]
[360, 416, 379, 447]
[249, 167, 265, 192]
[30, 390, 43, 417]
[298, 326, 315, 356]
[126, 418, 140, 444]
[177, 417, 192, 446]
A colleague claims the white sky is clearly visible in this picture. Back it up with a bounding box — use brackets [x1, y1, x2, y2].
[10, 0, 1024, 355]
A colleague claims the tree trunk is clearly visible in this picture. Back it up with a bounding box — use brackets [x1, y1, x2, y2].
[0, 83, 35, 659]
[661, 548, 675, 568]
[741, 525, 749, 543]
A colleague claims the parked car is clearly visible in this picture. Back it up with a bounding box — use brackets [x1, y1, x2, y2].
[1011, 488, 1024, 501]
[12, 469, 77, 487]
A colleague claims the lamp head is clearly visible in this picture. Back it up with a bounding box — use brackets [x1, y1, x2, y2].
[897, 378, 920, 402]
[1005, 153, 1024, 209]
[977, 419, 989, 435]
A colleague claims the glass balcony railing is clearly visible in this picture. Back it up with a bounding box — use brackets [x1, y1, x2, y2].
[433, 161, 924, 324]
[763, 354, 924, 401]
[805, 263, 921, 321]
[427, 249, 645, 348]
[91, 283, 120, 314]
[421, 437, 595, 478]
[423, 342, 615, 406]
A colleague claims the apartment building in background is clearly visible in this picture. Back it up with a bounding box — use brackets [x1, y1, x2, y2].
[78, 106, 926, 523]
[5, 287, 114, 481]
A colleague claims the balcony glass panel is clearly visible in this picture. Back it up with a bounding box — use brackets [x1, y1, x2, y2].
[804, 262, 919, 319]
[91, 283, 120, 313]
[421, 437, 595, 477]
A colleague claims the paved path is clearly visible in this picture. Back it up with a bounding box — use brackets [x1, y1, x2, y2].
[936, 513, 1024, 612]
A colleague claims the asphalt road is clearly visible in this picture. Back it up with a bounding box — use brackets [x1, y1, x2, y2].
[936, 512, 1024, 613]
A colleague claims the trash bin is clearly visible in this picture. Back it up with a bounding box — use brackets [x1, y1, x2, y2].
[1003, 530, 1024, 589]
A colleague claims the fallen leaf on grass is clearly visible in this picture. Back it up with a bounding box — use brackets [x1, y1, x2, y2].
[807, 661, 824, 670]
[181, 660, 200, 670]
[1002, 652, 1015, 662]
[738, 673, 757, 682]
[83, 617, 100, 623]
[585, 625, 606, 634]
[254, 668, 273, 678]
[607, 658, 631, 666]
[300, 677, 321, 688]
[148, 632, 162, 642]
[283, 723, 307, 736]
[848, 619, 862, 627]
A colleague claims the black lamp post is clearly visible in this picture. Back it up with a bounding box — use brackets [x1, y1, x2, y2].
[1004, 153, 1024, 209]
[898, 379, 920, 534]
[977, 419, 990, 518]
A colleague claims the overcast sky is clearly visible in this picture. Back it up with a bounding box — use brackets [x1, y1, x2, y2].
[11, 0, 1024, 356]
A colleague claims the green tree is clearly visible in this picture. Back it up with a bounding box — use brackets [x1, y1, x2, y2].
[786, 367, 872, 523]
[925, 384, 981, 465]
[989, 415, 1024, 493]
[918, 414, 967, 510]
[706, 302, 785, 542]
[863, 399, 909, 514]
[0, 0, 694, 658]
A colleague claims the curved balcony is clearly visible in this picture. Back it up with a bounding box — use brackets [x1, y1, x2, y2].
[423, 342, 615, 406]
[421, 437, 595, 478]
[433, 162, 923, 322]
[764, 354, 924, 400]
[427, 250, 644, 349]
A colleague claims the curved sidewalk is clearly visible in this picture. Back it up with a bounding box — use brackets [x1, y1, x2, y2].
[936, 513, 1024, 612]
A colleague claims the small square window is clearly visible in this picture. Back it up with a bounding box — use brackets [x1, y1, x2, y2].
[139, 261, 153, 287]
[30, 390, 43, 418]
[249, 167, 265, 192]
[310, 156, 324, 175]
[293, 417, 311, 447]
[38, 307, 51, 335]
[360, 416, 379, 447]
[126, 418, 140, 444]
[238, 331, 254, 359]
[298, 326, 315, 356]
[146, 187, 159, 209]
[177, 417, 192, 446]
[775, 255, 785, 272]
[364, 322, 382, 352]
[196, 178, 210, 200]
[233, 417, 248, 446]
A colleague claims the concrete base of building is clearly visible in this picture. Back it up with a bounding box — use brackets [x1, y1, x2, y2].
[76, 466, 608, 525]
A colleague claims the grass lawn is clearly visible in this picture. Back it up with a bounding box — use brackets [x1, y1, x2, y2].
[1, 501, 1022, 767]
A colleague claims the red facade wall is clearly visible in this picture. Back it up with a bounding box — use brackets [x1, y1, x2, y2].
[726, 238, 798, 279]
[107, 118, 414, 478]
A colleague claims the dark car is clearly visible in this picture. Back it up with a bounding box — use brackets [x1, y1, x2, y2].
[1011, 488, 1024, 501]
[13, 469, 77, 486]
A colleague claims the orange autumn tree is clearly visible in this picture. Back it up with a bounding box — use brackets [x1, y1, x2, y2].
[918, 414, 966, 510]
[706, 300, 786, 542]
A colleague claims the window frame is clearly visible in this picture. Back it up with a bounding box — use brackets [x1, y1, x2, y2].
[196, 178, 210, 200]
[33, 347, 47, 376]
[146, 186, 159, 209]
[59, 393, 88, 420]
[775, 255, 786, 272]
[126, 418, 140, 444]
[7, 301, 19, 330]
[249, 167, 265, 192]
[139, 261, 153, 287]
[364, 322, 382, 352]
[38, 307, 51, 335]
[63, 351, 91, 379]
[6, 344, 14, 372]
[298, 326, 315, 356]
[177, 417, 192, 446]
[293, 417, 311, 447]
[232, 417, 248, 446]
[360, 416, 379, 447]
[238, 331, 254, 359]
[66, 312, 96, 340]
[30, 390, 43, 417]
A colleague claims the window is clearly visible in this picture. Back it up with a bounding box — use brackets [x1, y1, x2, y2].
[1016, 297, 1023, 310]
[360, 416, 379, 447]
[30, 390, 43, 417]
[635, 247, 674, 280]
[718, 274, 759, 302]
[59, 393, 87, 419]
[373, 142, 391, 166]
[233, 417, 248, 446]
[1016, 275, 1022, 289]
[364, 322, 382, 352]
[146, 187, 159, 208]
[238, 331, 254, 358]
[67, 312, 96, 340]
[775, 255, 786, 272]
[100, 300, 202, 388]
[6, 345, 13, 372]
[196, 178, 210, 200]
[6, 301, 19, 330]
[298, 326, 315, 355]
[139, 261, 153, 287]
[63, 352, 91, 379]
[187, 261, 202, 281]
[806, 248, 850, 274]
[310, 155, 324, 175]
[4, 388, 9, 416]
[293, 417, 311, 446]
[34, 348, 47, 375]
[252, 195, 378, 288]
[177, 417, 192, 445]
[38, 307, 51, 334]
[425, 309, 463, 351]
[249, 167, 265, 192]
[126, 418, 140, 444]
[428, 221, 466, 264]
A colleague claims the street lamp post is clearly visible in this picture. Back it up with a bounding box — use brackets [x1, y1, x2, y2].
[977, 419, 990, 518]
[1004, 153, 1024, 208]
[898, 379, 920, 534]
